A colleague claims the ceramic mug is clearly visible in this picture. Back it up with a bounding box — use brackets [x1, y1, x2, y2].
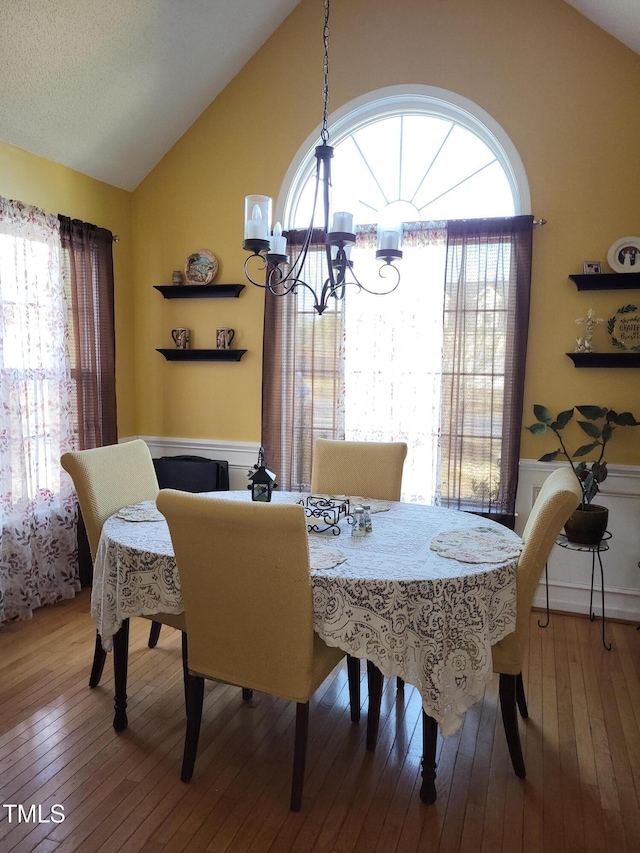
[216, 328, 235, 349]
[171, 328, 190, 349]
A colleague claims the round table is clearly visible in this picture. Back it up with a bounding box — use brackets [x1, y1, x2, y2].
[93, 491, 522, 741]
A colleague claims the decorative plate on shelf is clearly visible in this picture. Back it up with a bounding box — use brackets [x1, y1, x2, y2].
[607, 237, 640, 273]
[184, 249, 218, 284]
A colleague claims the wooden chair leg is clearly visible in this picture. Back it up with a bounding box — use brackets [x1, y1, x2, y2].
[112, 619, 129, 732]
[347, 655, 361, 722]
[499, 672, 526, 778]
[181, 632, 188, 711]
[420, 712, 438, 803]
[366, 661, 383, 751]
[89, 630, 107, 688]
[181, 672, 205, 782]
[148, 621, 162, 648]
[515, 671, 528, 718]
[291, 702, 309, 811]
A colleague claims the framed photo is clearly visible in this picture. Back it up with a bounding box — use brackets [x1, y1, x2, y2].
[583, 260, 602, 275]
[607, 237, 640, 273]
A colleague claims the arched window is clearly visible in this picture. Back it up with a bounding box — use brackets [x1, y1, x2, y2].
[280, 85, 529, 228]
[264, 87, 533, 515]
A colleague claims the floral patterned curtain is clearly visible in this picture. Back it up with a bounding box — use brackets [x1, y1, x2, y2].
[0, 198, 78, 624]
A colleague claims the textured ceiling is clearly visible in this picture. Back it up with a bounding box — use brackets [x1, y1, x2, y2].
[564, 0, 640, 56]
[0, 0, 637, 192]
[0, 0, 300, 191]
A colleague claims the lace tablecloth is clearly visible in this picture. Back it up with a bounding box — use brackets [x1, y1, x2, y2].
[92, 492, 521, 737]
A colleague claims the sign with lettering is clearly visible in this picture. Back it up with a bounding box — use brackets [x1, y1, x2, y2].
[608, 304, 640, 352]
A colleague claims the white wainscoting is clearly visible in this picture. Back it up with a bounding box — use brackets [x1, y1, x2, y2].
[132, 435, 262, 492]
[516, 460, 640, 622]
[124, 440, 640, 623]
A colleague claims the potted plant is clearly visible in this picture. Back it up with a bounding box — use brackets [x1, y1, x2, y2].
[526, 405, 639, 545]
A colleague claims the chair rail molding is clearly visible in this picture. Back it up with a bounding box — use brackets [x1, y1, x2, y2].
[123, 436, 262, 491]
[517, 459, 640, 622]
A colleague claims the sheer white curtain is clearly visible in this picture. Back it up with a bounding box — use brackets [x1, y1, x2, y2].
[262, 219, 531, 513]
[0, 198, 78, 624]
[262, 224, 447, 502]
[344, 225, 447, 503]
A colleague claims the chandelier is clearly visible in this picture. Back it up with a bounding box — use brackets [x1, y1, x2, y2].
[242, 0, 402, 316]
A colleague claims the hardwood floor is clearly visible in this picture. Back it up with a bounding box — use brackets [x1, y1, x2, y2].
[0, 590, 639, 852]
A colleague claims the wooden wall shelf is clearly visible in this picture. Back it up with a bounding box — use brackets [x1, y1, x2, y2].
[569, 273, 640, 291]
[154, 284, 245, 299]
[156, 349, 248, 362]
[566, 352, 640, 368]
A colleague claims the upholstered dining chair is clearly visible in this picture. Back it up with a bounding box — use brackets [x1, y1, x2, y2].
[310, 437, 408, 725]
[61, 440, 185, 690]
[156, 491, 347, 812]
[310, 438, 408, 502]
[415, 466, 582, 802]
[490, 466, 582, 778]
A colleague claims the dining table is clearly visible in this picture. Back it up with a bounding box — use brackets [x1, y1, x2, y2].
[92, 490, 522, 802]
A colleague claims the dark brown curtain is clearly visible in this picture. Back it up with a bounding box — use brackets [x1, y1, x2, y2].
[59, 217, 117, 586]
[58, 216, 117, 449]
[261, 228, 345, 490]
[440, 215, 533, 526]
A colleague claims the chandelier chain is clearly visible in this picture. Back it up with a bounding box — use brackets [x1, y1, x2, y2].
[321, 0, 330, 144]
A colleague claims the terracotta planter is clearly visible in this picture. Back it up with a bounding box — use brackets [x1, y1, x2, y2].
[563, 504, 609, 546]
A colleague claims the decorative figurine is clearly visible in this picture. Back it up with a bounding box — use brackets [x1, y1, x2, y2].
[574, 308, 603, 353]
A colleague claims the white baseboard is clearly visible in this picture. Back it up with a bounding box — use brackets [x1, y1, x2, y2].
[125, 435, 261, 491]
[518, 460, 640, 622]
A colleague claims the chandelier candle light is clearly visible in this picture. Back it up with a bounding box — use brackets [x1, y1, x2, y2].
[242, 0, 403, 316]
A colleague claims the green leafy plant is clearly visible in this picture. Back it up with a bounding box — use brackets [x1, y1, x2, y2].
[526, 405, 639, 507]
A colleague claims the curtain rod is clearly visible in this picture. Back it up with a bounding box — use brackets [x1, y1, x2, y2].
[109, 220, 546, 244]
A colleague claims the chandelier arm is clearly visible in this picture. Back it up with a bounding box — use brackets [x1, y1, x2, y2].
[243, 254, 270, 289]
[325, 260, 402, 301]
[276, 152, 325, 290]
[271, 274, 328, 309]
[355, 260, 402, 296]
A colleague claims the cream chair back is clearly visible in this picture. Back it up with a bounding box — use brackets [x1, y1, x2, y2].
[157, 492, 327, 703]
[492, 467, 582, 675]
[61, 439, 159, 559]
[310, 439, 408, 501]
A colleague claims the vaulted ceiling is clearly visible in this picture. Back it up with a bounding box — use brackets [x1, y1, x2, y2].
[0, 0, 637, 192]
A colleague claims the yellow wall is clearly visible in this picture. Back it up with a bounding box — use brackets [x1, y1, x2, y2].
[0, 141, 136, 437]
[132, 0, 640, 463]
[4, 0, 639, 464]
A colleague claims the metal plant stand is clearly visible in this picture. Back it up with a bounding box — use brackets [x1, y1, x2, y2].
[539, 532, 612, 650]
